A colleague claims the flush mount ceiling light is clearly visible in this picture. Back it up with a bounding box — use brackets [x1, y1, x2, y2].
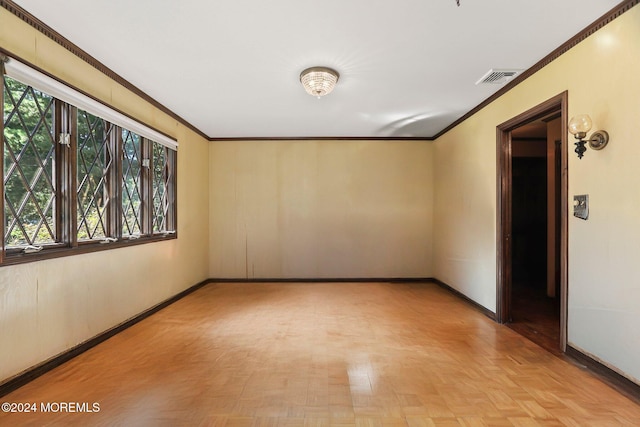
[300, 67, 339, 98]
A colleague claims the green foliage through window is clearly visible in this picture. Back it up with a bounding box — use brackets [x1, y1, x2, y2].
[152, 142, 170, 233]
[77, 109, 113, 241]
[3, 76, 57, 247]
[122, 129, 142, 236]
[1, 72, 177, 260]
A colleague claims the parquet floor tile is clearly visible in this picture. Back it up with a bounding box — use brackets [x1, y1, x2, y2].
[1, 282, 638, 426]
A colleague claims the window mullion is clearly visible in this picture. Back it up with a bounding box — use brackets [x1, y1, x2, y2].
[54, 100, 64, 245]
[61, 103, 77, 247]
[110, 126, 123, 239]
[103, 122, 115, 239]
[141, 138, 152, 236]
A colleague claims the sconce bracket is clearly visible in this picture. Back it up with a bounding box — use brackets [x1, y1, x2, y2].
[574, 140, 587, 159]
[589, 130, 609, 150]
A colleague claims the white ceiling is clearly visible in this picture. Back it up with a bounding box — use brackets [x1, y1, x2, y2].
[11, 0, 621, 139]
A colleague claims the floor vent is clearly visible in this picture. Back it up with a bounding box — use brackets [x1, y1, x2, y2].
[476, 69, 522, 85]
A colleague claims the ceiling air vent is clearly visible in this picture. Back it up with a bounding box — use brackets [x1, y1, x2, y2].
[475, 69, 522, 85]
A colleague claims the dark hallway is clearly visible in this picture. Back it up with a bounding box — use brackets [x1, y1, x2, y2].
[508, 119, 561, 354]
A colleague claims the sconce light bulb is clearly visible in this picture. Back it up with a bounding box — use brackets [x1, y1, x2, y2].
[568, 114, 593, 136]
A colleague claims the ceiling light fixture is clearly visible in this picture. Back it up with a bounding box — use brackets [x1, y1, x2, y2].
[300, 67, 339, 99]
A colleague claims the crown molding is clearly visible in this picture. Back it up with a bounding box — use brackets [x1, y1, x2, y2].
[432, 0, 639, 140]
[0, 0, 209, 141]
[2, 0, 637, 142]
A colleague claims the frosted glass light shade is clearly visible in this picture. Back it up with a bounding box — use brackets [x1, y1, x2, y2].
[568, 114, 593, 136]
[300, 67, 339, 98]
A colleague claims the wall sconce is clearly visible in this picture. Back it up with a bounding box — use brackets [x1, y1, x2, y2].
[568, 114, 609, 159]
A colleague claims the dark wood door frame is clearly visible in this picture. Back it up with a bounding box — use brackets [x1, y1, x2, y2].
[496, 91, 568, 351]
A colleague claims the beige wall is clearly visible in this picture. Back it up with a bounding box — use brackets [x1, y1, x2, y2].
[0, 9, 210, 383]
[2, 2, 639, 390]
[433, 5, 640, 383]
[209, 140, 433, 279]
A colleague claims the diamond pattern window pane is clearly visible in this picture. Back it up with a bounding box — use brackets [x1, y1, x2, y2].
[3, 76, 57, 247]
[77, 109, 112, 240]
[121, 129, 142, 236]
[151, 142, 169, 233]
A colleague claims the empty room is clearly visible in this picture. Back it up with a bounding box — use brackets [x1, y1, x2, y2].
[1, 0, 639, 425]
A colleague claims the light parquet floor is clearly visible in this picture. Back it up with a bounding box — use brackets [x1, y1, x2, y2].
[1, 282, 639, 426]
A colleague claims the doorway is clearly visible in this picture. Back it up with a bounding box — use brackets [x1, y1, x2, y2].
[496, 92, 568, 353]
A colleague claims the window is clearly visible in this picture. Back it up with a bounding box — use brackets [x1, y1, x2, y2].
[151, 142, 175, 234]
[1, 57, 177, 264]
[3, 77, 58, 248]
[76, 109, 114, 241]
[121, 129, 143, 236]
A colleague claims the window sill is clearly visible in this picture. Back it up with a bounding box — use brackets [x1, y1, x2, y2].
[1, 233, 178, 267]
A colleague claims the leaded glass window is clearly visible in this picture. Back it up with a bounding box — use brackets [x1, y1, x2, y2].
[1, 60, 177, 264]
[3, 76, 57, 248]
[152, 142, 170, 233]
[77, 109, 114, 241]
[121, 129, 142, 236]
